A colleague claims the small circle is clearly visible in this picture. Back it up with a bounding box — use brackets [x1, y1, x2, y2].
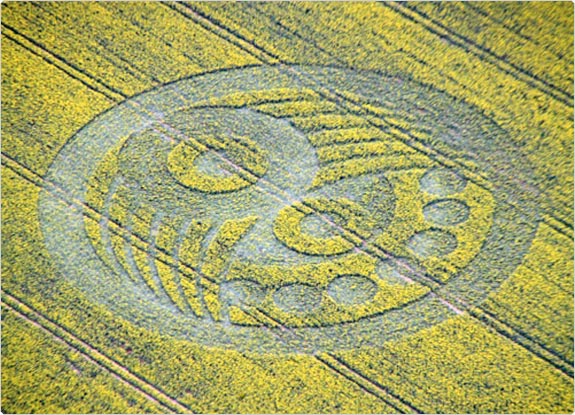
[423, 199, 470, 226]
[220, 280, 265, 306]
[407, 229, 457, 258]
[327, 275, 378, 306]
[273, 284, 322, 313]
[195, 150, 234, 178]
[419, 168, 467, 196]
[376, 262, 409, 285]
[299, 212, 343, 239]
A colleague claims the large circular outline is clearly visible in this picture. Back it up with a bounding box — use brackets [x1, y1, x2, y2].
[38, 65, 539, 354]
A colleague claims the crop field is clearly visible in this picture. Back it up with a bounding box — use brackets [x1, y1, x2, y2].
[1, 2, 573, 414]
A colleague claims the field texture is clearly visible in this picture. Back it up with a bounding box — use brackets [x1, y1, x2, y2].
[1, 2, 574, 414]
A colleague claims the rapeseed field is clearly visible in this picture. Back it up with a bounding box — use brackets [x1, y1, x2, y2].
[1, 2, 573, 414]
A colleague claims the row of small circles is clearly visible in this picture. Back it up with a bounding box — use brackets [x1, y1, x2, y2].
[221, 273, 380, 315]
[407, 168, 470, 258]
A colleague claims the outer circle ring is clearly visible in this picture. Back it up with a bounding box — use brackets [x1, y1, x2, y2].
[39, 65, 539, 354]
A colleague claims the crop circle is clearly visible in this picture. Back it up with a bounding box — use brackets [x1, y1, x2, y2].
[39, 65, 538, 353]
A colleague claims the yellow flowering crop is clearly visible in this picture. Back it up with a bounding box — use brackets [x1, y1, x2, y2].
[2, 2, 573, 414]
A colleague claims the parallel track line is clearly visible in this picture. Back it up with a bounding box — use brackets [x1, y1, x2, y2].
[3, 7, 573, 403]
[1, 291, 195, 414]
[388, 2, 572, 106]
